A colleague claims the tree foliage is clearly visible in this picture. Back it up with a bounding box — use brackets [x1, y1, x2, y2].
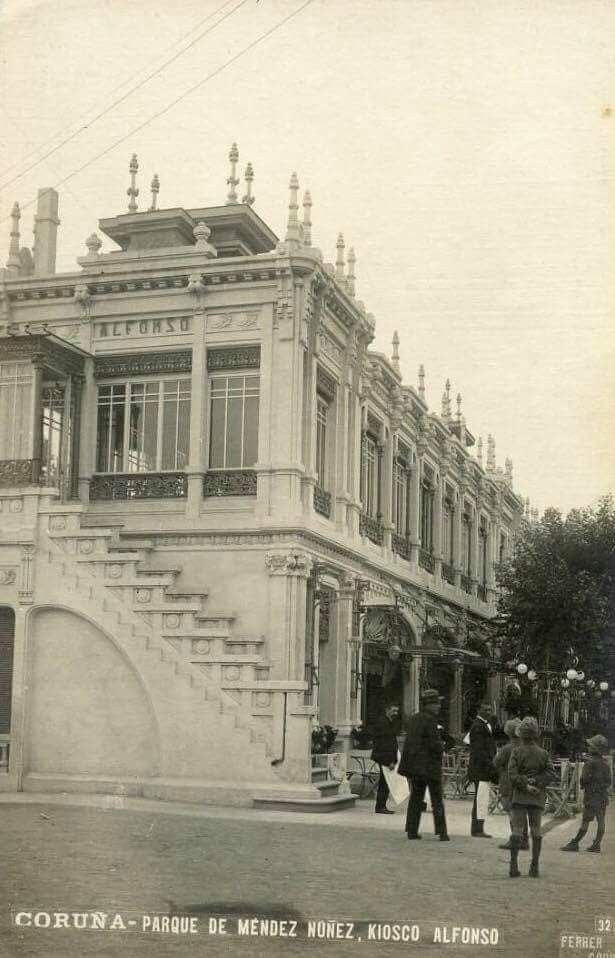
[496, 496, 615, 680]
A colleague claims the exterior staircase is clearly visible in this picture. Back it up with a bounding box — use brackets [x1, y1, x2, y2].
[35, 504, 355, 810]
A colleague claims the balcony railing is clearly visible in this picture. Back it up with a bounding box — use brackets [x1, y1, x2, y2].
[392, 533, 410, 559]
[477, 583, 488, 602]
[442, 562, 455, 585]
[203, 469, 257, 497]
[313, 485, 332, 518]
[359, 513, 384, 545]
[419, 549, 435, 573]
[0, 736, 10, 773]
[0, 458, 40, 487]
[90, 472, 187, 500]
[460, 573, 473, 594]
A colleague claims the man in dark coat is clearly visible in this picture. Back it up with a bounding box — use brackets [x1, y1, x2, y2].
[468, 700, 497, 837]
[398, 688, 449, 841]
[371, 703, 400, 814]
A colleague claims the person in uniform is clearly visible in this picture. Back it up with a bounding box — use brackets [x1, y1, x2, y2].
[398, 688, 449, 842]
[507, 716, 554, 878]
[561, 734, 612, 854]
[370, 703, 401, 814]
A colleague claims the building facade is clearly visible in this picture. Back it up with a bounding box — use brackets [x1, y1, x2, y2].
[0, 150, 524, 805]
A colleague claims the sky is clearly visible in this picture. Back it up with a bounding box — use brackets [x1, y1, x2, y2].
[0, 0, 613, 515]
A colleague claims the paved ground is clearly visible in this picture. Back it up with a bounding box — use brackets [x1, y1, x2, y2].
[0, 793, 612, 958]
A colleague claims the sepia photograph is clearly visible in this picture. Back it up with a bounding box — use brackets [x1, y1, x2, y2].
[0, 1, 613, 955]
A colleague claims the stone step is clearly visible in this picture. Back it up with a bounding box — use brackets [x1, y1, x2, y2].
[311, 766, 329, 783]
[315, 780, 341, 796]
[253, 794, 357, 813]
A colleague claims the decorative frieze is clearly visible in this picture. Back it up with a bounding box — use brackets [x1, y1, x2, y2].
[94, 350, 192, 379]
[90, 472, 188, 500]
[203, 470, 257, 497]
[19, 544, 35, 605]
[264, 552, 312, 577]
[206, 346, 260, 371]
[207, 312, 259, 332]
[0, 567, 17, 585]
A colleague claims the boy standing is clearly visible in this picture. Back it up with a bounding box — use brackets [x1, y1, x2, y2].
[493, 718, 529, 851]
[561, 734, 612, 853]
[507, 716, 554, 878]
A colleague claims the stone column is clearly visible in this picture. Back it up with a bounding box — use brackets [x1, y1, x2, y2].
[450, 663, 464, 737]
[380, 428, 394, 552]
[470, 503, 480, 596]
[29, 361, 44, 482]
[453, 488, 464, 588]
[6, 607, 28, 790]
[264, 552, 313, 681]
[433, 473, 443, 579]
[335, 375, 351, 532]
[408, 457, 421, 569]
[187, 314, 206, 518]
[78, 357, 96, 503]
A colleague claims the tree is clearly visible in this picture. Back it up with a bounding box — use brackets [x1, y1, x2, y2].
[495, 496, 615, 682]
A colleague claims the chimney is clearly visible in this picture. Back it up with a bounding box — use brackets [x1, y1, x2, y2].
[33, 188, 59, 275]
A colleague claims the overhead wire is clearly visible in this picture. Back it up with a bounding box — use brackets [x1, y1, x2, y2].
[0, 0, 315, 225]
[0, 0, 251, 192]
[0, 0, 241, 182]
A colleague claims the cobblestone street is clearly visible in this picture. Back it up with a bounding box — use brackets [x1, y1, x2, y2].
[0, 794, 611, 958]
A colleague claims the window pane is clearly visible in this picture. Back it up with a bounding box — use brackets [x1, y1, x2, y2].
[209, 397, 226, 468]
[142, 399, 158, 471]
[176, 398, 190, 468]
[243, 395, 259, 467]
[226, 396, 243, 467]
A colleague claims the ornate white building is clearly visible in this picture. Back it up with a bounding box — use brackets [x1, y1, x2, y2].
[0, 148, 523, 808]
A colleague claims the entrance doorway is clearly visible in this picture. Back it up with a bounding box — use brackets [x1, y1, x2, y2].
[360, 608, 415, 727]
[0, 607, 15, 772]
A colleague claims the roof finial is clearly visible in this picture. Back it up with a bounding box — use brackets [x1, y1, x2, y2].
[477, 436, 483, 467]
[149, 174, 160, 212]
[285, 172, 301, 245]
[226, 142, 239, 204]
[302, 190, 312, 247]
[347, 247, 356, 296]
[6, 201, 21, 271]
[504, 456, 513, 485]
[391, 330, 400, 372]
[456, 392, 462, 422]
[486, 434, 496, 473]
[441, 379, 452, 422]
[335, 233, 346, 283]
[193, 220, 217, 258]
[85, 233, 102, 259]
[242, 162, 255, 206]
[127, 154, 139, 213]
[418, 364, 425, 401]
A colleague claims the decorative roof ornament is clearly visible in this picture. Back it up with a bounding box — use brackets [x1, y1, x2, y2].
[335, 233, 346, 283]
[242, 162, 255, 206]
[149, 174, 160, 212]
[486, 434, 496, 473]
[391, 330, 400, 372]
[193, 220, 217, 258]
[477, 436, 483, 468]
[456, 392, 463, 422]
[347, 247, 356, 296]
[85, 233, 102, 258]
[302, 190, 312, 247]
[127, 154, 139, 213]
[226, 143, 240, 204]
[6, 201, 21, 271]
[441, 379, 452, 423]
[285, 172, 301, 246]
[504, 457, 513, 485]
[418, 364, 425, 401]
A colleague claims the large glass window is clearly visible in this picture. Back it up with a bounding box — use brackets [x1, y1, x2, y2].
[315, 394, 328, 488]
[40, 385, 65, 485]
[0, 361, 32, 460]
[420, 480, 434, 552]
[360, 433, 379, 517]
[96, 378, 191, 473]
[393, 457, 410, 536]
[209, 373, 259, 470]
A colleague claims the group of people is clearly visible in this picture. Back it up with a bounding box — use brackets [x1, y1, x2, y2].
[370, 688, 612, 878]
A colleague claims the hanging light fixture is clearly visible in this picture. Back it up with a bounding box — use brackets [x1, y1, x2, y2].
[587, 679, 595, 689]
[527, 670, 537, 681]
[566, 669, 578, 680]
[517, 663, 528, 675]
[561, 678, 570, 689]
[599, 681, 609, 692]
[576, 671, 585, 681]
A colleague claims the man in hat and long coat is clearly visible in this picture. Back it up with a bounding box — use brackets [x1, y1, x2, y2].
[468, 700, 497, 837]
[398, 688, 450, 841]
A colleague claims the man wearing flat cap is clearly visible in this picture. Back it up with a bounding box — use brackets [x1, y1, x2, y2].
[468, 700, 497, 837]
[398, 688, 450, 841]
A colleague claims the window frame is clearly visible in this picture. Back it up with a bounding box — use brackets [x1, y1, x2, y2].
[207, 368, 260, 472]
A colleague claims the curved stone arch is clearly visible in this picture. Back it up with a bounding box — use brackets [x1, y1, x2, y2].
[362, 606, 420, 652]
[25, 603, 162, 776]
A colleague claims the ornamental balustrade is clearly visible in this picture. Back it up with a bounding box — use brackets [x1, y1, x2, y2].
[90, 472, 188, 500]
[0, 459, 40, 487]
[313, 485, 332, 518]
[359, 513, 384, 545]
[418, 548, 435, 573]
[203, 469, 257, 497]
[460, 573, 473, 594]
[442, 562, 455, 585]
[392, 533, 410, 559]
